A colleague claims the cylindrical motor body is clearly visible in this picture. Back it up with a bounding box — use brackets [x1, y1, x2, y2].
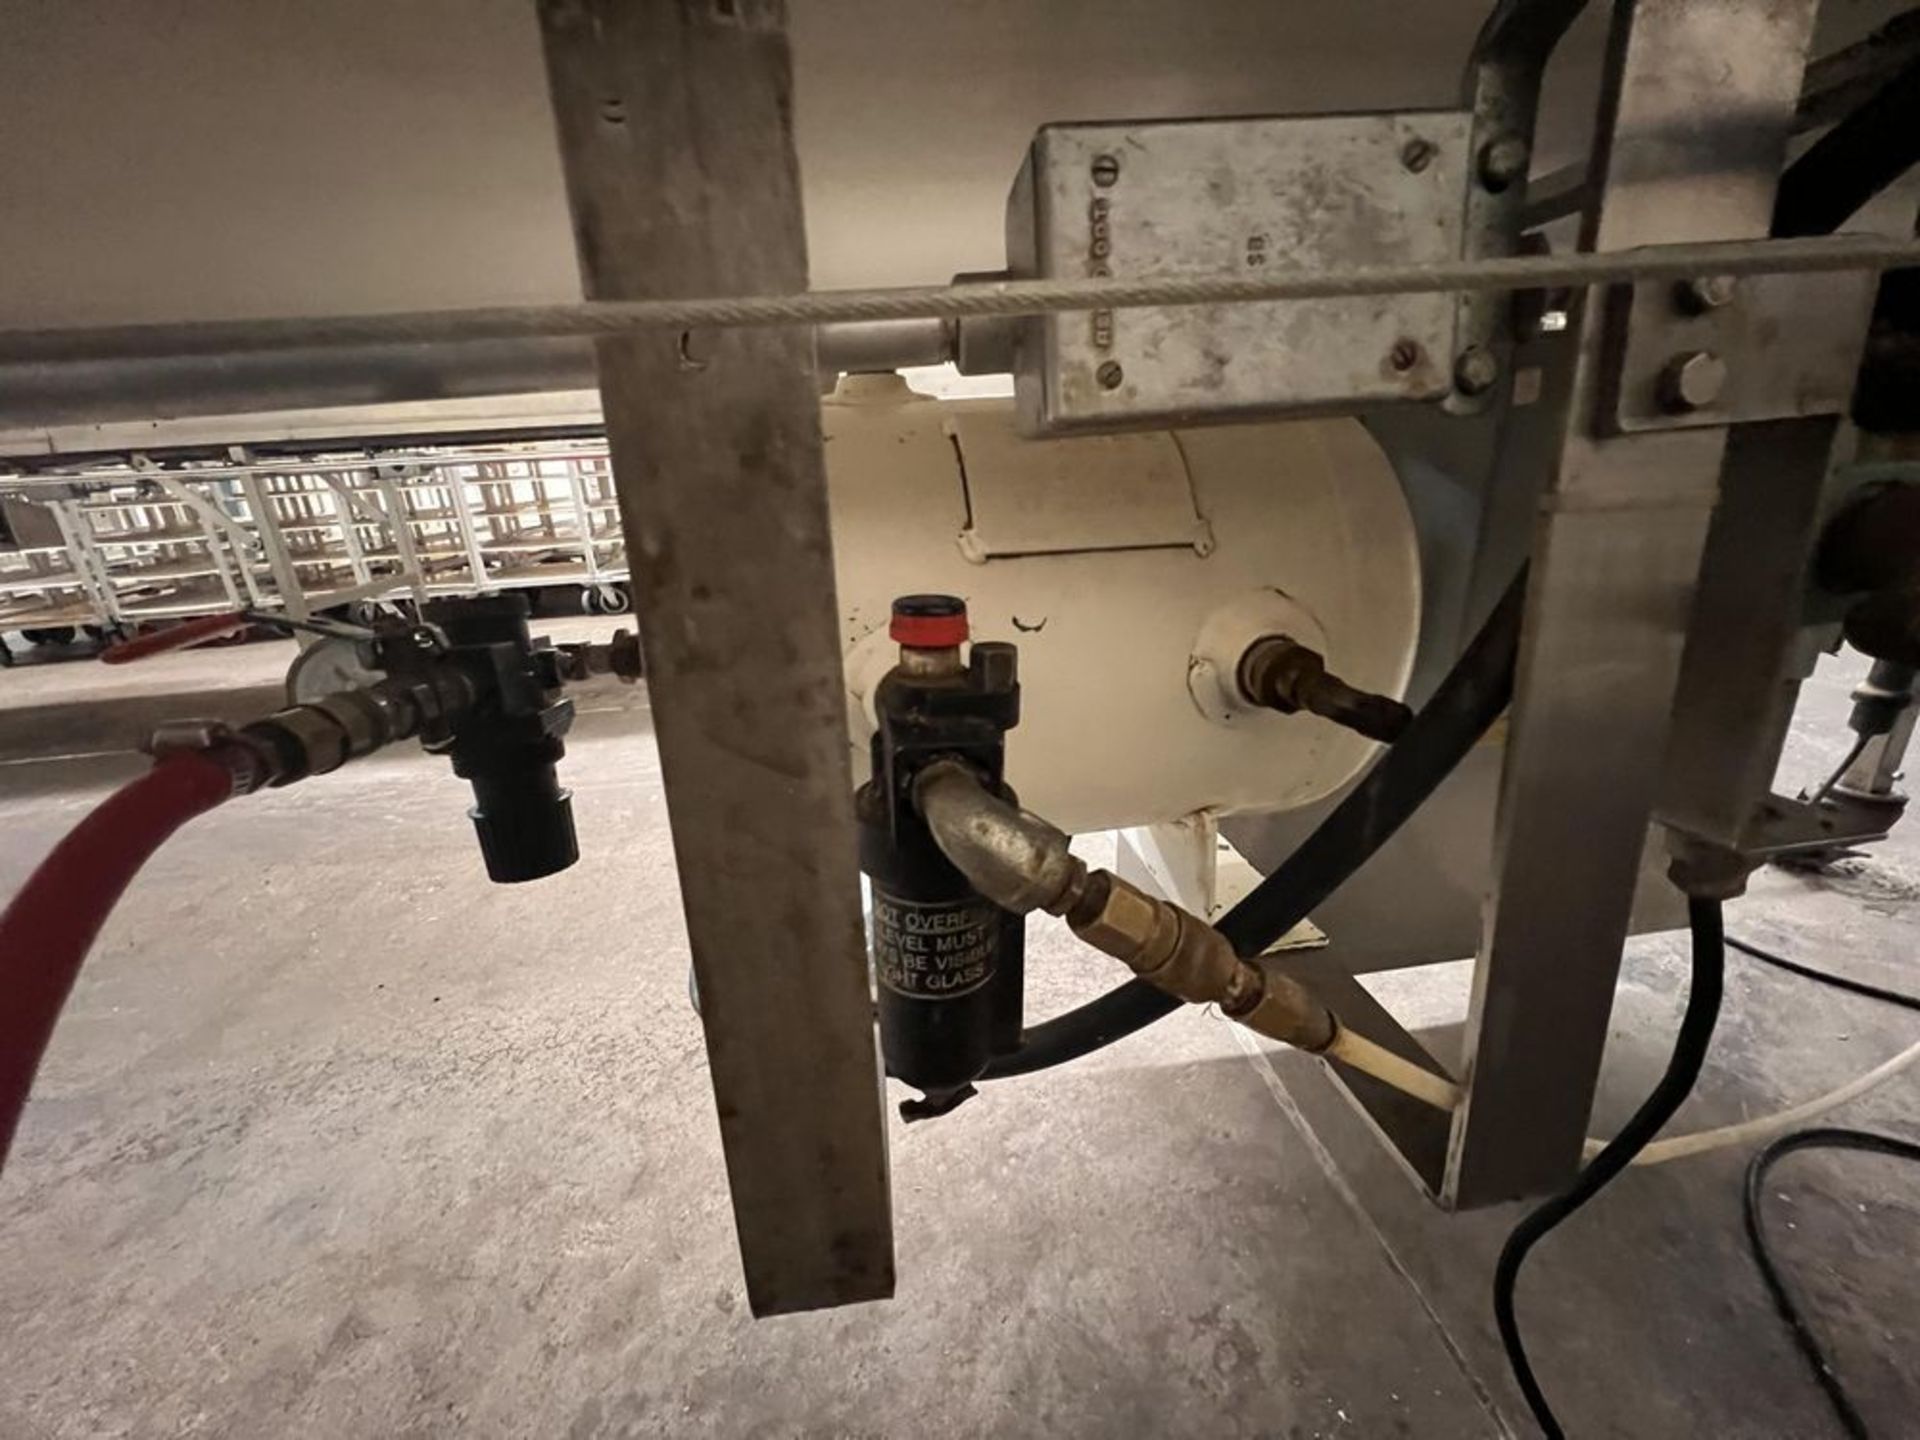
[856, 596, 1024, 1101]
[827, 375, 1421, 834]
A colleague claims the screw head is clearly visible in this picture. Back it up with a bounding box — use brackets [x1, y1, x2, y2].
[1400, 137, 1436, 173]
[1477, 134, 1529, 192]
[1453, 345, 1501, 396]
[1091, 153, 1121, 188]
[1388, 338, 1423, 373]
[1658, 350, 1728, 412]
[1096, 359, 1125, 390]
[1675, 274, 1738, 314]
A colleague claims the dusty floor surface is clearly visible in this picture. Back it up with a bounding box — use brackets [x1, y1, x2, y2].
[0, 635, 1916, 1438]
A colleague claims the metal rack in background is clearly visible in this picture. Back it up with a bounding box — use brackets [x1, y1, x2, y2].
[0, 442, 630, 637]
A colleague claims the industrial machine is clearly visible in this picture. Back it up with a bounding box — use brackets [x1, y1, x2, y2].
[5, 0, 1920, 1432]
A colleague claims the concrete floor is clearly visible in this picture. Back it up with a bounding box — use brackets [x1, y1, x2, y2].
[2, 639, 1918, 1437]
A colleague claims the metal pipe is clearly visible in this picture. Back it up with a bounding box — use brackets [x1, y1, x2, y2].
[5, 235, 1919, 366]
[0, 319, 959, 433]
[816, 318, 955, 373]
[912, 761, 1084, 915]
[913, 760, 1458, 1108]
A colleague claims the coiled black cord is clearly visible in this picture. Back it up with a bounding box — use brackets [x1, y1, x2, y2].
[1745, 1127, 1920, 1440]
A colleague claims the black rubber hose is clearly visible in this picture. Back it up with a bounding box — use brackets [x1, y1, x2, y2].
[1728, 934, 1920, 1013]
[1773, 53, 1920, 238]
[981, 565, 1530, 1080]
[1493, 896, 1727, 1439]
[1744, 1127, 1920, 1440]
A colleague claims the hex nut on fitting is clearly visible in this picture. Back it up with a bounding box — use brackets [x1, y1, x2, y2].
[1067, 872, 1171, 968]
[1226, 968, 1338, 1051]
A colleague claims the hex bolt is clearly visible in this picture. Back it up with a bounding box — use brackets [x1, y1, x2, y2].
[1091, 153, 1121, 188]
[1674, 274, 1738, 314]
[1388, 339, 1422, 373]
[1658, 350, 1728, 413]
[1096, 359, 1125, 390]
[1453, 345, 1501, 396]
[1477, 134, 1529, 192]
[1400, 137, 1436, 174]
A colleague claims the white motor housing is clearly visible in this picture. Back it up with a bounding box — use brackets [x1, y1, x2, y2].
[826, 375, 1420, 833]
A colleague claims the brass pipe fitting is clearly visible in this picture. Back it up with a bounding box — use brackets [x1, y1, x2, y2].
[913, 760, 1460, 1108]
[155, 670, 479, 791]
[917, 761, 1337, 1040]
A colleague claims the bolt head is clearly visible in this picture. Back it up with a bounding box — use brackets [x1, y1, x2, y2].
[1658, 350, 1728, 412]
[1096, 359, 1125, 390]
[1453, 345, 1501, 396]
[1478, 134, 1530, 192]
[1675, 274, 1738, 314]
[1400, 137, 1436, 173]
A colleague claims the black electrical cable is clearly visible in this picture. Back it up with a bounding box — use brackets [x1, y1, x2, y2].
[1493, 895, 1726, 1439]
[1773, 52, 1920, 238]
[1744, 1127, 1920, 1440]
[1808, 733, 1873, 808]
[1728, 934, 1920, 1014]
[980, 564, 1531, 1080]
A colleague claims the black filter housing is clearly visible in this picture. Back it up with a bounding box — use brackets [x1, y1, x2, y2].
[855, 598, 1023, 1112]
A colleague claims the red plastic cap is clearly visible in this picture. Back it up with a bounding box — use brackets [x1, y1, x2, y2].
[889, 594, 969, 648]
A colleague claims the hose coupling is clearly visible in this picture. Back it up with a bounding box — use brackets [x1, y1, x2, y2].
[1237, 635, 1412, 743]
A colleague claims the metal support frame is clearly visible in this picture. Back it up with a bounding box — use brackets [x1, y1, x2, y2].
[375, 467, 431, 608]
[1444, 0, 1825, 1206]
[326, 478, 371, 589]
[1447, 0, 1588, 414]
[236, 471, 310, 621]
[149, 472, 265, 609]
[441, 464, 490, 592]
[45, 496, 119, 624]
[1265, 0, 1838, 1208]
[560, 459, 602, 587]
[537, 0, 893, 1316]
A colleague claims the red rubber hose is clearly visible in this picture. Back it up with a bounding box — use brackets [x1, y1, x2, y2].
[0, 752, 234, 1168]
[100, 612, 248, 665]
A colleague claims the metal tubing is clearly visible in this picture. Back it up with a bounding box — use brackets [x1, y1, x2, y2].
[0, 319, 960, 433]
[912, 761, 1084, 915]
[816, 318, 954, 373]
[3, 235, 1918, 366]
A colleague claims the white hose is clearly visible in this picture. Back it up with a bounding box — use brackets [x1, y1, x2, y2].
[1322, 1025, 1462, 1112]
[1581, 1034, 1920, 1167]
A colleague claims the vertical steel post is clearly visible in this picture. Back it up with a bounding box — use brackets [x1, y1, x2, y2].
[1445, 0, 1825, 1206]
[536, 0, 893, 1314]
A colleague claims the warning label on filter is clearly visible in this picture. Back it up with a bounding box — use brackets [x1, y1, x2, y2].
[872, 890, 998, 999]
